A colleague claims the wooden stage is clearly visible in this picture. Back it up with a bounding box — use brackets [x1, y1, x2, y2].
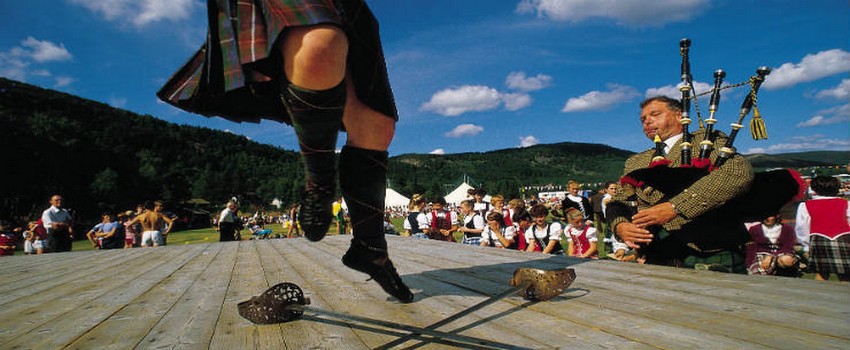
[1, 235, 848, 349]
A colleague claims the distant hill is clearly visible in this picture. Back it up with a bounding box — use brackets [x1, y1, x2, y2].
[388, 142, 634, 199]
[1, 77, 846, 223]
[745, 151, 850, 169]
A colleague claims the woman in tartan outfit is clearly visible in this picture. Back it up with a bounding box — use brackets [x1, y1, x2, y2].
[158, 0, 412, 303]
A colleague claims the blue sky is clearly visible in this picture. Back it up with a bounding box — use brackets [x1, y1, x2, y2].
[2, 0, 848, 156]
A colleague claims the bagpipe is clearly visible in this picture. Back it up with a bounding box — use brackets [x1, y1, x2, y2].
[613, 39, 806, 252]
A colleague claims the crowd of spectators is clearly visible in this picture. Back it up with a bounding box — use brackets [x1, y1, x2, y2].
[3, 175, 848, 282]
[391, 176, 850, 280]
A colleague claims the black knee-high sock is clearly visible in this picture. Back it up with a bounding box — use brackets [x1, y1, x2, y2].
[280, 81, 346, 192]
[339, 146, 388, 250]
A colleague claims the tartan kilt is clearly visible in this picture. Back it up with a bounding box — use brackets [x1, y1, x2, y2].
[157, 0, 398, 124]
[809, 234, 850, 275]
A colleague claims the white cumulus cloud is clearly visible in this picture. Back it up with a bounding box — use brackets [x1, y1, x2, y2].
[645, 81, 712, 99]
[22, 37, 72, 63]
[445, 124, 485, 138]
[502, 92, 533, 111]
[516, 0, 710, 27]
[763, 49, 850, 90]
[0, 37, 72, 83]
[562, 84, 639, 112]
[69, 0, 196, 27]
[421, 85, 502, 116]
[505, 71, 553, 92]
[746, 135, 850, 154]
[815, 79, 850, 100]
[797, 103, 850, 127]
[54, 76, 74, 88]
[519, 135, 540, 148]
[430, 148, 446, 155]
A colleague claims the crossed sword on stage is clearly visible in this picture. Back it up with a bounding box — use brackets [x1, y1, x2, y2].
[238, 267, 576, 349]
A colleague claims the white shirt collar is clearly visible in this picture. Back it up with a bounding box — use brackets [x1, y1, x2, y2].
[663, 133, 683, 155]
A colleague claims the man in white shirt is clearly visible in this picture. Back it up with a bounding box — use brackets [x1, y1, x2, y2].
[41, 194, 74, 253]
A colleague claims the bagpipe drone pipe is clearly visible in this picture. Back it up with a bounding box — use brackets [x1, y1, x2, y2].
[608, 39, 807, 253]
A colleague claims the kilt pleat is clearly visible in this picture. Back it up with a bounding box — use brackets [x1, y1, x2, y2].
[809, 234, 850, 275]
[157, 0, 397, 124]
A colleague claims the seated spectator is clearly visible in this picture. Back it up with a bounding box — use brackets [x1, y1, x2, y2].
[511, 208, 531, 251]
[524, 204, 564, 255]
[458, 200, 485, 245]
[0, 221, 16, 256]
[746, 214, 800, 277]
[382, 213, 397, 235]
[249, 221, 274, 239]
[564, 208, 598, 259]
[480, 211, 516, 249]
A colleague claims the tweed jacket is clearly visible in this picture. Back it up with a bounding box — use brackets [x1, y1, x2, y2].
[609, 129, 755, 234]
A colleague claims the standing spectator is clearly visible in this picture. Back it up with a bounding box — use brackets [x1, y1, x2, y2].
[403, 194, 428, 238]
[287, 204, 301, 238]
[458, 200, 484, 245]
[123, 211, 139, 249]
[129, 201, 175, 247]
[746, 214, 800, 277]
[561, 180, 592, 224]
[22, 222, 36, 255]
[427, 197, 458, 242]
[90, 213, 124, 250]
[525, 204, 564, 255]
[489, 195, 513, 227]
[471, 188, 490, 217]
[333, 197, 346, 235]
[85, 213, 111, 249]
[795, 176, 850, 282]
[564, 208, 598, 259]
[41, 194, 74, 253]
[480, 211, 516, 249]
[218, 200, 240, 242]
[598, 181, 618, 257]
[31, 220, 47, 254]
[0, 221, 16, 256]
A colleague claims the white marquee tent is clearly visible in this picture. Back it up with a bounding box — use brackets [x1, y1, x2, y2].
[444, 182, 475, 206]
[340, 188, 410, 211]
[385, 188, 410, 208]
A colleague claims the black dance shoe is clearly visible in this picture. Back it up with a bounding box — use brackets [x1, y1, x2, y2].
[342, 240, 414, 303]
[299, 185, 334, 242]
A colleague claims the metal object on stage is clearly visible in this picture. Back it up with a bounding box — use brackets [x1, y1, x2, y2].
[237, 267, 575, 348]
[510, 267, 576, 301]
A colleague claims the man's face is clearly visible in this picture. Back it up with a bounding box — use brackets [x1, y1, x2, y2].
[432, 203, 444, 212]
[640, 100, 683, 141]
[50, 196, 63, 208]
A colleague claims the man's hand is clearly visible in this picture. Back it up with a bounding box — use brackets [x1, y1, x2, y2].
[632, 202, 677, 229]
[615, 222, 653, 249]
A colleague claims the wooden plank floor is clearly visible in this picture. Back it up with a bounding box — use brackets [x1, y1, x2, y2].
[0, 235, 848, 349]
